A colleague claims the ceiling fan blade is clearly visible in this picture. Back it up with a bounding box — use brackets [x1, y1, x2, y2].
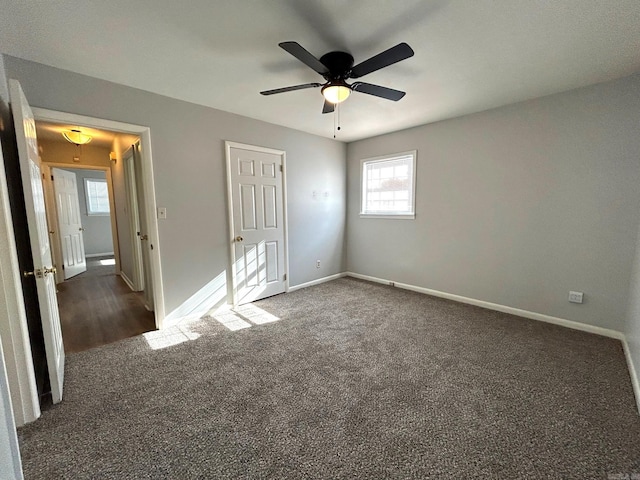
[260, 83, 322, 95]
[279, 41, 329, 75]
[322, 100, 335, 114]
[350, 43, 414, 79]
[351, 82, 406, 101]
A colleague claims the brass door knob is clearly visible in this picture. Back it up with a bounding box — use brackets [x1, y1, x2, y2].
[235, 236, 244, 242]
[23, 268, 43, 278]
[43, 266, 57, 276]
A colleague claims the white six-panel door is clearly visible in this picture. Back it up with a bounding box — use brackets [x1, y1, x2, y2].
[227, 143, 287, 305]
[9, 79, 65, 404]
[52, 168, 87, 279]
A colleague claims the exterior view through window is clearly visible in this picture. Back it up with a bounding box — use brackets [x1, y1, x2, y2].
[361, 150, 416, 218]
[84, 178, 110, 215]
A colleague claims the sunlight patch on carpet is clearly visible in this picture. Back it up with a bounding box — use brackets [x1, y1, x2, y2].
[143, 324, 201, 350]
[210, 304, 280, 331]
[212, 311, 252, 331]
[233, 304, 280, 325]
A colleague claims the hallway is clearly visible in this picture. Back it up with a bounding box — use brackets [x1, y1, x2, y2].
[57, 257, 156, 353]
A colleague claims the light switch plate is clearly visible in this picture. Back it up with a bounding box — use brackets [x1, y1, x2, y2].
[157, 207, 167, 219]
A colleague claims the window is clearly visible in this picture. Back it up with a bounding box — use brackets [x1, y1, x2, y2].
[360, 150, 416, 219]
[84, 178, 110, 215]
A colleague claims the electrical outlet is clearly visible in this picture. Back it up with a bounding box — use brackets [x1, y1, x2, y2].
[568, 291, 583, 304]
[316, 260, 321, 269]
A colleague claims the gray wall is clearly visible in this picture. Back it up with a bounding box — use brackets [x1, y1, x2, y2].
[59, 168, 113, 256]
[347, 73, 640, 332]
[4, 56, 347, 315]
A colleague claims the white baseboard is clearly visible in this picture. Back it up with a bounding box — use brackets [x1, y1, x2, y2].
[85, 252, 114, 258]
[346, 271, 624, 340]
[288, 273, 347, 293]
[119, 272, 136, 292]
[622, 339, 640, 415]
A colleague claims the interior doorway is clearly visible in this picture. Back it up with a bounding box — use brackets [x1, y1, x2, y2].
[35, 119, 157, 352]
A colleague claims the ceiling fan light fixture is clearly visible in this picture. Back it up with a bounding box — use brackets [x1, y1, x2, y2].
[322, 84, 351, 104]
[62, 129, 92, 145]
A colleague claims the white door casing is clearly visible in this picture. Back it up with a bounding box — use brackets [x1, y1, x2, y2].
[9, 79, 65, 404]
[226, 142, 288, 306]
[31, 107, 165, 327]
[52, 168, 87, 279]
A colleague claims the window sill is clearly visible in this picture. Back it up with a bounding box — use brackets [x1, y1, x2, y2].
[359, 213, 415, 220]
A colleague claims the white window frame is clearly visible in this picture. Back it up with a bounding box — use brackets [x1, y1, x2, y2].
[84, 178, 110, 216]
[360, 150, 417, 219]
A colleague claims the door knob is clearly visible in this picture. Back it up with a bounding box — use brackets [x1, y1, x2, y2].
[79, 227, 85, 231]
[235, 236, 244, 242]
[139, 234, 149, 241]
[23, 268, 43, 278]
[43, 266, 57, 276]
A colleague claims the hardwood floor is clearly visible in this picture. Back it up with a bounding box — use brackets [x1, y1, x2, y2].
[57, 262, 156, 354]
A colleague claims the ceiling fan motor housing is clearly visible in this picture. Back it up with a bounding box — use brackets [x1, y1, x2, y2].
[320, 51, 355, 80]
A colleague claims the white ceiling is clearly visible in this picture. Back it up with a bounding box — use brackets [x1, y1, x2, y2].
[2, 0, 640, 142]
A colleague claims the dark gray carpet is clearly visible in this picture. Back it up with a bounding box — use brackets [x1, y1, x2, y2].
[18, 277, 640, 479]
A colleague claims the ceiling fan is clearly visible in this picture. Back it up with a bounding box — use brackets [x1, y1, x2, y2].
[260, 41, 415, 114]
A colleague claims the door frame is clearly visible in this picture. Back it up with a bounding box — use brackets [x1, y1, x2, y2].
[32, 108, 166, 327]
[42, 163, 118, 283]
[224, 141, 290, 306]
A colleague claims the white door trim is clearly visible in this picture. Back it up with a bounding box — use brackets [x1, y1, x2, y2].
[31, 107, 165, 327]
[224, 141, 290, 306]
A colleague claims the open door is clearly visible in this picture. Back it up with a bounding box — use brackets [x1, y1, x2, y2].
[123, 146, 144, 291]
[52, 168, 87, 279]
[132, 143, 154, 310]
[9, 79, 65, 404]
